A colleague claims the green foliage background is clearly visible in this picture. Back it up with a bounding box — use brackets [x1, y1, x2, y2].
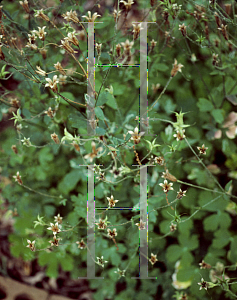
[0, 0, 237, 299]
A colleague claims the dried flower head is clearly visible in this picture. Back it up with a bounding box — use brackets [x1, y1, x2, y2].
[49, 236, 61, 247]
[76, 239, 86, 249]
[161, 169, 177, 182]
[71, 141, 80, 152]
[82, 11, 101, 22]
[26, 239, 36, 251]
[11, 145, 18, 154]
[154, 156, 164, 166]
[116, 43, 121, 57]
[171, 59, 184, 77]
[19, 0, 30, 14]
[112, 9, 122, 22]
[54, 62, 66, 75]
[44, 107, 55, 118]
[0, 45, 5, 60]
[51, 133, 60, 144]
[40, 48, 47, 59]
[34, 9, 50, 22]
[78, 30, 86, 41]
[67, 32, 79, 46]
[84, 141, 103, 162]
[62, 10, 79, 23]
[214, 12, 221, 27]
[35, 66, 46, 76]
[10, 97, 20, 108]
[177, 189, 187, 199]
[159, 179, 174, 193]
[132, 23, 143, 40]
[95, 43, 102, 55]
[45, 75, 59, 93]
[212, 53, 219, 66]
[170, 223, 177, 232]
[13, 171, 23, 185]
[121, 39, 134, 56]
[197, 144, 208, 155]
[179, 23, 187, 37]
[61, 39, 78, 54]
[135, 220, 146, 230]
[120, 0, 134, 11]
[149, 253, 158, 265]
[150, 39, 157, 53]
[218, 24, 228, 40]
[199, 260, 212, 269]
[32, 26, 47, 41]
[224, 3, 231, 15]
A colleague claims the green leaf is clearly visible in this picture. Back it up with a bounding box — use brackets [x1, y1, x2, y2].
[60, 91, 75, 103]
[210, 70, 225, 76]
[166, 245, 183, 262]
[225, 180, 232, 192]
[58, 170, 81, 194]
[219, 212, 231, 229]
[96, 91, 109, 106]
[156, 63, 169, 71]
[177, 265, 196, 281]
[211, 109, 224, 124]
[198, 191, 227, 211]
[95, 106, 105, 120]
[180, 251, 194, 266]
[60, 254, 74, 271]
[212, 229, 230, 248]
[178, 234, 199, 251]
[203, 214, 219, 231]
[59, 198, 67, 206]
[106, 93, 117, 109]
[197, 98, 214, 112]
[69, 113, 87, 129]
[229, 237, 237, 263]
[46, 258, 58, 278]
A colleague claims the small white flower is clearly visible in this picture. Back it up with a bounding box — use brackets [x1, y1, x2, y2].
[96, 256, 108, 268]
[26, 239, 36, 251]
[173, 129, 185, 141]
[45, 75, 59, 93]
[198, 278, 209, 290]
[107, 195, 119, 208]
[114, 268, 126, 278]
[159, 179, 173, 193]
[128, 127, 144, 144]
[82, 11, 101, 22]
[35, 66, 46, 76]
[47, 222, 61, 235]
